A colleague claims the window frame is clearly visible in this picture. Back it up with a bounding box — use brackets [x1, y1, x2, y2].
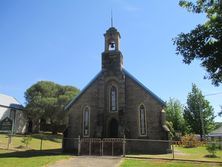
[138, 104, 147, 136]
[109, 85, 118, 112]
[82, 106, 90, 137]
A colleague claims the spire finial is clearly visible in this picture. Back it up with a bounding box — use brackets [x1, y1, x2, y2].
[111, 9, 113, 27]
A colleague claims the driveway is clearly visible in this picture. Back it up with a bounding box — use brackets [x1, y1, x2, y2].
[48, 156, 122, 167]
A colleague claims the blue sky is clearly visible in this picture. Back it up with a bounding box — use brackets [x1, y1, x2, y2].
[0, 0, 221, 121]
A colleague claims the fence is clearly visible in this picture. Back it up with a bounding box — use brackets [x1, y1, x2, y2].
[62, 136, 173, 156]
[1, 133, 222, 162]
[62, 136, 222, 162]
[0, 132, 62, 151]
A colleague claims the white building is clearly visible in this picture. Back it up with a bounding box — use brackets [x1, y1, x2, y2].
[0, 93, 27, 134]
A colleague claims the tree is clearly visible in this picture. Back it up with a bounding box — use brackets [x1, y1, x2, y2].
[165, 121, 175, 139]
[165, 98, 186, 136]
[25, 81, 79, 133]
[218, 106, 222, 116]
[206, 141, 219, 157]
[173, 0, 222, 86]
[184, 84, 215, 139]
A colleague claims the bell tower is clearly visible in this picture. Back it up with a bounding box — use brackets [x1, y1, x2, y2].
[102, 27, 123, 72]
[104, 27, 120, 52]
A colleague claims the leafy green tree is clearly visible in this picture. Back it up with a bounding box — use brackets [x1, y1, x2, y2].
[184, 84, 215, 139]
[174, 0, 222, 86]
[25, 81, 79, 133]
[165, 98, 186, 136]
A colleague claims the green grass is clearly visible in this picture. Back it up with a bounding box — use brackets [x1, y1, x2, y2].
[120, 159, 222, 167]
[0, 133, 70, 167]
[174, 146, 222, 162]
[0, 149, 71, 167]
[126, 146, 222, 162]
[0, 133, 62, 150]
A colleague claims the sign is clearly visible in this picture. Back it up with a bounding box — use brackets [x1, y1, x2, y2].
[0, 117, 12, 131]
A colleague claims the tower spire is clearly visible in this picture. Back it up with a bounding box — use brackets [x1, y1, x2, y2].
[111, 9, 113, 27]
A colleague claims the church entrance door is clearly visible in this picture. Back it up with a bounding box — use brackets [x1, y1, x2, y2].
[109, 119, 118, 138]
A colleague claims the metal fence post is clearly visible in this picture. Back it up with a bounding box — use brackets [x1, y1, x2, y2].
[61, 136, 64, 152]
[123, 135, 126, 157]
[101, 140, 103, 156]
[40, 135, 43, 151]
[7, 134, 12, 150]
[112, 141, 114, 156]
[89, 139, 91, 155]
[172, 140, 175, 159]
[78, 135, 81, 156]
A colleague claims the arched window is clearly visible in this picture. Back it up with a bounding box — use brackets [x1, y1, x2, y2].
[83, 106, 90, 137]
[139, 104, 147, 136]
[110, 86, 118, 112]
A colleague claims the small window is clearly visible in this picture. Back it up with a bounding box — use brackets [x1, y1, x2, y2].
[139, 104, 147, 136]
[83, 106, 90, 137]
[110, 86, 118, 112]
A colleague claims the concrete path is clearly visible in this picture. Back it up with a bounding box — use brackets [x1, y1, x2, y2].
[48, 156, 122, 167]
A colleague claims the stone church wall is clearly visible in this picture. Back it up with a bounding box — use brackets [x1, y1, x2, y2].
[125, 75, 165, 139]
[68, 79, 99, 138]
[63, 79, 99, 152]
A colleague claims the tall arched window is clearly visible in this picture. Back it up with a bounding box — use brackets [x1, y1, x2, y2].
[83, 106, 90, 137]
[110, 86, 117, 112]
[139, 104, 147, 136]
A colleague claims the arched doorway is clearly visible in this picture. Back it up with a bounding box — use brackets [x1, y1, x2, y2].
[109, 119, 118, 138]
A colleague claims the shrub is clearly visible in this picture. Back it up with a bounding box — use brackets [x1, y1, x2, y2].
[21, 135, 32, 148]
[181, 134, 199, 148]
[206, 141, 219, 158]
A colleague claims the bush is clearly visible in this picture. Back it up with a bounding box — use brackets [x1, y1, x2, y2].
[206, 141, 219, 157]
[21, 135, 32, 148]
[181, 134, 200, 148]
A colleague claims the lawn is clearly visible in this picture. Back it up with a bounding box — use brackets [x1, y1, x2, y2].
[120, 159, 222, 167]
[174, 146, 222, 162]
[0, 133, 62, 150]
[0, 149, 71, 167]
[0, 133, 71, 167]
[126, 146, 222, 162]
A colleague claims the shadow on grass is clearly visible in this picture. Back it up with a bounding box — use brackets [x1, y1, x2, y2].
[0, 149, 72, 158]
[31, 134, 62, 143]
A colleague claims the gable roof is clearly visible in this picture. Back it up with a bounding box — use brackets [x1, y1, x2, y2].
[65, 69, 165, 111]
[0, 93, 23, 110]
[0, 94, 24, 120]
[209, 126, 222, 137]
[64, 71, 102, 111]
[123, 69, 165, 106]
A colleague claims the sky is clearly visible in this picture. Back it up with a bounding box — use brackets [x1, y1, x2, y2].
[0, 0, 221, 122]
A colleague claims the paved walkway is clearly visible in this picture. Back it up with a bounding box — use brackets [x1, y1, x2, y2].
[48, 156, 122, 167]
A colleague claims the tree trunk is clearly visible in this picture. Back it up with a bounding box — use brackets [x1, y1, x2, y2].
[32, 119, 40, 133]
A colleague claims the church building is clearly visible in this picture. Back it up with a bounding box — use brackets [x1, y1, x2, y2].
[63, 26, 170, 154]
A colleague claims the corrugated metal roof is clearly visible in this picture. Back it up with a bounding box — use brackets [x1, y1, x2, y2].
[0, 93, 23, 110]
[209, 126, 222, 136]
